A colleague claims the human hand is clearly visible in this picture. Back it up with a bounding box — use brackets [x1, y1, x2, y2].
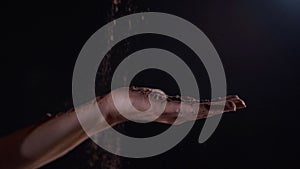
[101, 87, 246, 126]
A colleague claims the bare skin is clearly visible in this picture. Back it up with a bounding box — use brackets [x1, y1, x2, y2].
[0, 87, 246, 169]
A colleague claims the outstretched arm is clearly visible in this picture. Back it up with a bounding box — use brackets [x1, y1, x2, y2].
[0, 87, 246, 169]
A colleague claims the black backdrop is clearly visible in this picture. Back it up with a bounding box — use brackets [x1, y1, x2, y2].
[2, 0, 300, 169]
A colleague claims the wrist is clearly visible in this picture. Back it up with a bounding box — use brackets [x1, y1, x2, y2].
[98, 94, 126, 126]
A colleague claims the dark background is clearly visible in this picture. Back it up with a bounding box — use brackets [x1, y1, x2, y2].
[1, 0, 300, 169]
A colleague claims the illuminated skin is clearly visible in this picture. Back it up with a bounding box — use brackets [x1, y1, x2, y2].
[0, 87, 246, 169]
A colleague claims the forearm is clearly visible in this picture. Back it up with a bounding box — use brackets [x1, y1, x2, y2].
[0, 87, 246, 169]
[0, 97, 113, 169]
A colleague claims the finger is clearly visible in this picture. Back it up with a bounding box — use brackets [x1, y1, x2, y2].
[229, 96, 246, 109]
[196, 100, 236, 119]
[163, 95, 238, 118]
[210, 95, 246, 109]
[156, 97, 244, 125]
